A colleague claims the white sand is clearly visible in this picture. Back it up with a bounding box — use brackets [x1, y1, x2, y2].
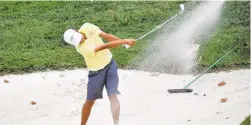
[0, 69, 250, 125]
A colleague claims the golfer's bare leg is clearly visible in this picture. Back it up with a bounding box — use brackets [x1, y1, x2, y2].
[81, 100, 95, 125]
[109, 94, 120, 125]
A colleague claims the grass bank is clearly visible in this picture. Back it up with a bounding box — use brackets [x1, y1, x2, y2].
[0, 1, 249, 75]
[0, 1, 183, 75]
[240, 116, 250, 125]
[197, 1, 250, 71]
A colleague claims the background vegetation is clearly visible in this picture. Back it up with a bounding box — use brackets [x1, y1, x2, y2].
[240, 116, 250, 125]
[0, 1, 183, 74]
[0, 1, 249, 75]
[197, 1, 250, 71]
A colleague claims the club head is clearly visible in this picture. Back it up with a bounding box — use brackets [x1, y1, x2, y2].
[180, 4, 185, 12]
[167, 89, 193, 93]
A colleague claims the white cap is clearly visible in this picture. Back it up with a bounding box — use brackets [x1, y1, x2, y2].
[63, 29, 83, 46]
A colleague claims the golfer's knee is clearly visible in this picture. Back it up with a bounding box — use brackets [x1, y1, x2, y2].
[109, 95, 120, 112]
[109, 94, 119, 102]
[111, 100, 120, 108]
[84, 100, 95, 107]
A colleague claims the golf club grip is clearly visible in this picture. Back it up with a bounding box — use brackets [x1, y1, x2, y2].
[124, 37, 141, 49]
[124, 36, 143, 49]
[124, 44, 130, 49]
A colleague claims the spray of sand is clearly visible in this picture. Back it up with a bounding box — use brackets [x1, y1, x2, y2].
[133, 1, 225, 74]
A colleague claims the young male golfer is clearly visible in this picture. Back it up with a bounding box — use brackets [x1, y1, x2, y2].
[63, 22, 135, 125]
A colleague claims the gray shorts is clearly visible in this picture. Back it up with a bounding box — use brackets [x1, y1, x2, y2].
[87, 59, 120, 100]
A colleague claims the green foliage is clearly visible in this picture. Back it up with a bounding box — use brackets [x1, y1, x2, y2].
[197, 1, 250, 70]
[0, 1, 183, 74]
[240, 116, 250, 125]
[0, 1, 249, 74]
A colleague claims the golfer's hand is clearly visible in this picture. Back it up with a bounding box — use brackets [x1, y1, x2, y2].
[124, 39, 136, 46]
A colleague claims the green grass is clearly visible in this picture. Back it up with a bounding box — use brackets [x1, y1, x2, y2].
[0, 1, 185, 75]
[240, 116, 250, 125]
[197, 1, 250, 71]
[0, 1, 249, 75]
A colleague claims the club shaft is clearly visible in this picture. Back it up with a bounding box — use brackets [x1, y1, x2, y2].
[125, 8, 184, 48]
[136, 13, 179, 41]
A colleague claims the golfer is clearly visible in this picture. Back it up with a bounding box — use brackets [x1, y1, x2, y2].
[63, 22, 135, 125]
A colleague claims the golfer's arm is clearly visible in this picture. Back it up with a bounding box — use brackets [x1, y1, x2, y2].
[95, 40, 126, 52]
[99, 31, 121, 42]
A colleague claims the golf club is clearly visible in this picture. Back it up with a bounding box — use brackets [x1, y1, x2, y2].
[124, 4, 185, 49]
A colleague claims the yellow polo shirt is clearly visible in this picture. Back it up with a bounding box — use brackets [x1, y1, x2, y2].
[75, 23, 112, 71]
